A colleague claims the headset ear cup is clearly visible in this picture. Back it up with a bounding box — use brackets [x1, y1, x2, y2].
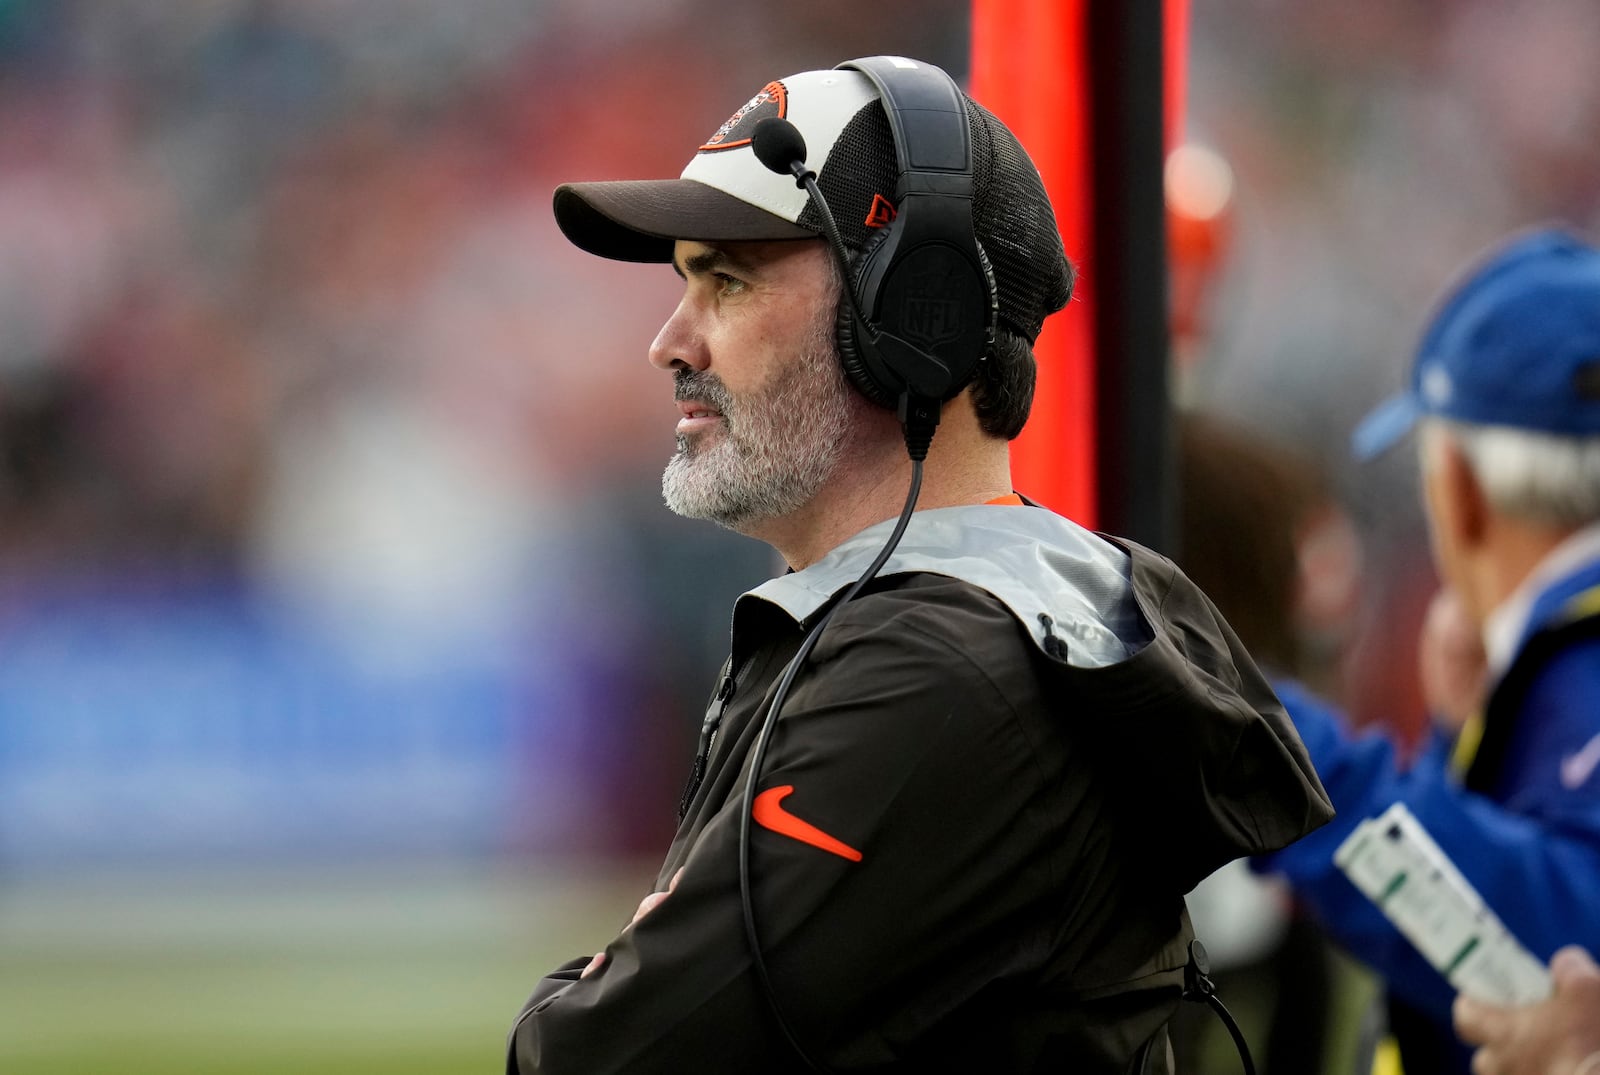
[834, 223, 999, 407]
[851, 235, 996, 403]
[836, 298, 895, 408]
[834, 226, 899, 408]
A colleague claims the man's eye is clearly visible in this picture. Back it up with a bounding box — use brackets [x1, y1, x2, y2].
[714, 272, 746, 294]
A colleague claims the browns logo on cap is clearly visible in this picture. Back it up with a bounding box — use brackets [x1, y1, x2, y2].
[700, 81, 787, 152]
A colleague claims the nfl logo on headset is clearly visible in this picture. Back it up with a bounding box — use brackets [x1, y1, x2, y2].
[901, 265, 965, 350]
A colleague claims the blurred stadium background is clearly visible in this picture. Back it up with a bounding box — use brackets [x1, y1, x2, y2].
[1, 1, 1597, 1071]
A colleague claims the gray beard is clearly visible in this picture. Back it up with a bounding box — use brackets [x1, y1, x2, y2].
[661, 329, 855, 532]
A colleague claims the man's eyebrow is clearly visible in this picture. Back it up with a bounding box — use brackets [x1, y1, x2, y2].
[673, 246, 755, 280]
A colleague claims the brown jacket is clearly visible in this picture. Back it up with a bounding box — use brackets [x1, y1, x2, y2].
[510, 503, 1332, 1073]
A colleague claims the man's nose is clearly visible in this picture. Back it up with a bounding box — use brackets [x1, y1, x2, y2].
[649, 301, 709, 372]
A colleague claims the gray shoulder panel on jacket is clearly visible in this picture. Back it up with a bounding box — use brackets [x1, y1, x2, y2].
[746, 504, 1149, 669]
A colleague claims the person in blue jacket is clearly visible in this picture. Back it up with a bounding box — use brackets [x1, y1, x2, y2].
[1256, 226, 1600, 1074]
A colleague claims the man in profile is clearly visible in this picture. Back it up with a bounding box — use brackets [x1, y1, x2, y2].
[510, 56, 1330, 1073]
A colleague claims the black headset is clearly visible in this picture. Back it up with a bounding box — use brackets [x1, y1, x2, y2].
[831, 56, 998, 411]
[753, 56, 998, 456]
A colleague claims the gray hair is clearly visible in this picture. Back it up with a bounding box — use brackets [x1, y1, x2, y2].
[1421, 418, 1600, 527]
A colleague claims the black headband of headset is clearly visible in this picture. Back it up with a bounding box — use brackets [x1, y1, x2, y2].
[837, 57, 974, 200]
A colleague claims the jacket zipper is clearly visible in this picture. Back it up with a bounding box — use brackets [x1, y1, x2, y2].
[678, 666, 738, 819]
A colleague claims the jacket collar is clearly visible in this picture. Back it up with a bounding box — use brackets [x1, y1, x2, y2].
[742, 502, 1148, 669]
[1484, 518, 1600, 680]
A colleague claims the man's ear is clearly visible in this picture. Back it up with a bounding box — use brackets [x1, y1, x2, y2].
[1440, 437, 1491, 550]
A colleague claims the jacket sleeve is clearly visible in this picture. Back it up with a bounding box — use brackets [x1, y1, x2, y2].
[1254, 676, 1600, 1024]
[508, 595, 1130, 1073]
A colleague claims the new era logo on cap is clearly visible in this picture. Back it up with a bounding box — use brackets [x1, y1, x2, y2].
[1420, 364, 1453, 407]
[865, 193, 896, 229]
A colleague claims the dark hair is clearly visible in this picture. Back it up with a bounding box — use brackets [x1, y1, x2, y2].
[973, 326, 1041, 440]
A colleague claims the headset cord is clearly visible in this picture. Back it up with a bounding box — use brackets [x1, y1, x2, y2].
[737, 459, 924, 1074]
[1183, 941, 1257, 1075]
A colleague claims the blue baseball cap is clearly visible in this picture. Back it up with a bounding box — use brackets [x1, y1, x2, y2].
[1352, 227, 1600, 459]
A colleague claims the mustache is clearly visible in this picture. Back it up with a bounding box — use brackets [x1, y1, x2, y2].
[673, 369, 735, 413]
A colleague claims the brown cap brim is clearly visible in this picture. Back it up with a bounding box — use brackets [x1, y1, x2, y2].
[553, 179, 816, 263]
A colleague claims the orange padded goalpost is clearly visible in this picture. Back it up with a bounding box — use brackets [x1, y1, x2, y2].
[971, 0, 1188, 549]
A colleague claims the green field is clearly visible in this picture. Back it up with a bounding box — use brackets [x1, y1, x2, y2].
[0, 858, 1383, 1074]
[0, 859, 648, 1075]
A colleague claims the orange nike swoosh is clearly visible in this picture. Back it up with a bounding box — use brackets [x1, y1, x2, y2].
[751, 785, 863, 862]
